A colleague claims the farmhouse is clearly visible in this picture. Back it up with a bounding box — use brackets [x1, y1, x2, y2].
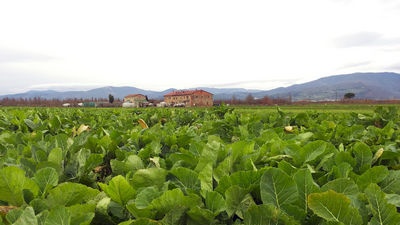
[164, 90, 213, 107]
[123, 94, 148, 107]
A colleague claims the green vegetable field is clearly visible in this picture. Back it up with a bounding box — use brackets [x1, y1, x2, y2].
[1, 105, 400, 225]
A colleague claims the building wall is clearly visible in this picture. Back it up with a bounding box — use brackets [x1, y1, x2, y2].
[192, 91, 213, 106]
[164, 90, 213, 106]
[123, 95, 147, 103]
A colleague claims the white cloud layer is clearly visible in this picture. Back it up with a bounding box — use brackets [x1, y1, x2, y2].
[1, 0, 400, 95]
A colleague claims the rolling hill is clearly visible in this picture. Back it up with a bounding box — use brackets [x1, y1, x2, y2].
[253, 72, 400, 101]
[1, 72, 399, 101]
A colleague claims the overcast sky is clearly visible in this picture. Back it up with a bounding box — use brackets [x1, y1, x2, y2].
[1, 0, 400, 95]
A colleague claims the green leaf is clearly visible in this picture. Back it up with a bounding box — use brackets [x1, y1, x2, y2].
[126, 202, 156, 219]
[308, 190, 362, 224]
[352, 142, 372, 174]
[69, 204, 96, 225]
[293, 168, 319, 214]
[357, 166, 389, 190]
[161, 206, 186, 225]
[0, 166, 36, 206]
[187, 206, 215, 224]
[205, 191, 226, 216]
[260, 168, 298, 210]
[244, 204, 300, 225]
[44, 206, 71, 225]
[46, 182, 99, 207]
[321, 178, 359, 196]
[386, 194, 400, 207]
[47, 147, 63, 166]
[331, 162, 353, 179]
[300, 140, 327, 165]
[215, 170, 263, 195]
[380, 170, 400, 194]
[364, 183, 400, 225]
[134, 186, 162, 209]
[111, 155, 144, 175]
[231, 141, 255, 164]
[198, 162, 213, 198]
[169, 167, 199, 191]
[12, 207, 38, 225]
[225, 185, 255, 219]
[98, 175, 136, 206]
[130, 168, 167, 189]
[132, 218, 161, 225]
[149, 188, 193, 218]
[33, 167, 58, 197]
[24, 119, 38, 131]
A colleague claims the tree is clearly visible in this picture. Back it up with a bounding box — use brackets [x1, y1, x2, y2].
[344, 92, 355, 100]
[245, 94, 255, 104]
[108, 94, 114, 103]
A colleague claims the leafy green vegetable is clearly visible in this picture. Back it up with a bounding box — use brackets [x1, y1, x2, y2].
[225, 185, 255, 219]
[0, 166, 38, 206]
[244, 204, 300, 225]
[46, 182, 99, 208]
[98, 175, 136, 206]
[260, 167, 298, 211]
[365, 183, 400, 225]
[44, 206, 70, 225]
[308, 190, 362, 224]
[9, 206, 38, 225]
[1, 106, 400, 224]
[33, 167, 58, 197]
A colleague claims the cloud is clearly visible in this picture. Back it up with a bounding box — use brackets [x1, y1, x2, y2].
[205, 79, 303, 90]
[27, 83, 106, 91]
[333, 32, 400, 48]
[339, 61, 372, 70]
[0, 48, 57, 63]
[385, 63, 400, 71]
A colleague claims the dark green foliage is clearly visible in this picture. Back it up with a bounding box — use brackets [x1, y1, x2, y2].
[0, 106, 399, 224]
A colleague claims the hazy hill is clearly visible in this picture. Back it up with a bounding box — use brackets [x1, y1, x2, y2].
[1, 72, 399, 101]
[252, 72, 400, 101]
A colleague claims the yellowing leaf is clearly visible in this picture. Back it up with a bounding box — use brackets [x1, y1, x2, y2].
[72, 124, 90, 137]
[77, 124, 90, 135]
[0, 205, 18, 216]
[372, 148, 384, 165]
[284, 125, 294, 133]
[138, 119, 149, 129]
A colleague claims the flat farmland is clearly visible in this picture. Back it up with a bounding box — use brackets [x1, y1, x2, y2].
[0, 105, 399, 224]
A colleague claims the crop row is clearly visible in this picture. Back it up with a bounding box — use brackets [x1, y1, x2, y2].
[0, 106, 399, 224]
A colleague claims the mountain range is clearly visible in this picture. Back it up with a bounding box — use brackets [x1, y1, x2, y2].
[1, 72, 400, 101]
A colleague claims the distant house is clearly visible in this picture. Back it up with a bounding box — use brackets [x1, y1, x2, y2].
[123, 94, 148, 107]
[164, 90, 213, 107]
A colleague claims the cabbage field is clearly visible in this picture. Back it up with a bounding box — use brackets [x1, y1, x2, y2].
[1, 105, 400, 225]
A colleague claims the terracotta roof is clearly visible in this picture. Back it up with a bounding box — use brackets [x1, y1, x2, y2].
[164, 90, 213, 97]
[124, 94, 146, 98]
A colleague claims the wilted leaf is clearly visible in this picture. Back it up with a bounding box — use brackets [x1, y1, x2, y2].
[0, 206, 18, 216]
[138, 119, 149, 129]
[372, 148, 384, 165]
